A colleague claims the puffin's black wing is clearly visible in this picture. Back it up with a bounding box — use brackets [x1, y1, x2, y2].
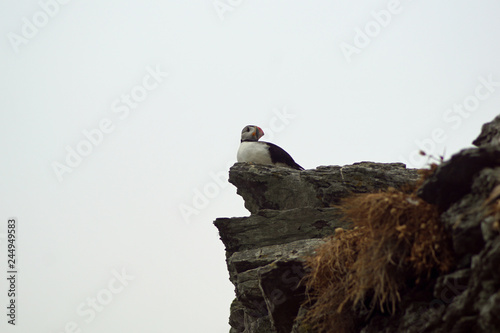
[262, 141, 304, 170]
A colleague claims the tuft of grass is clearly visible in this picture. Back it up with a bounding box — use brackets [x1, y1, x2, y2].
[302, 227, 368, 332]
[302, 165, 453, 332]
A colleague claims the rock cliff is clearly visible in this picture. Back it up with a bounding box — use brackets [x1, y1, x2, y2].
[214, 115, 500, 333]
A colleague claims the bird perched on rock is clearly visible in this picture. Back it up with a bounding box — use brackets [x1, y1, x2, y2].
[237, 125, 304, 170]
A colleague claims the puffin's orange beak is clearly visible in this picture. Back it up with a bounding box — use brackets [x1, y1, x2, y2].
[255, 126, 264, 139]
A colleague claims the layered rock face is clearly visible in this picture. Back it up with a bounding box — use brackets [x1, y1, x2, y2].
[215, 115, 500, 333]
[214, 162, 419, 333]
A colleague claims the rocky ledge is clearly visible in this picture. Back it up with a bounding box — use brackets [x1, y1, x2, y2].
[215, 114, 500, 333]
[215, 162, 419, 333]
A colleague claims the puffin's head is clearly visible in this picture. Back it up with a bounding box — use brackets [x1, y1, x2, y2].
[241, 125, 264, 142]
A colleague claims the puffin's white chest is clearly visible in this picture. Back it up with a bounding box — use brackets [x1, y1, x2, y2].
[237, 142, 273, 165]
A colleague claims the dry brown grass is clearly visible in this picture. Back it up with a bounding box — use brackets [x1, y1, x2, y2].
[302, 227, 368, 332]
[302, 165, 453, 333]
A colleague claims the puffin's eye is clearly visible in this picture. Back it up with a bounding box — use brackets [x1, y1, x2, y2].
[245, 127, 250, 132]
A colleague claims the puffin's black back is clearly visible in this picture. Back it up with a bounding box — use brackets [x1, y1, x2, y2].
[263, 141, 304, 170]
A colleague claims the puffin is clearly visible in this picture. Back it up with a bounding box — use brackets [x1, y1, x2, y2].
[237, 125, 304, 170]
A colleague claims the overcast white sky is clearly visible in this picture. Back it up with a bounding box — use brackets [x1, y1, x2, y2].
[1, 1, 500, 332]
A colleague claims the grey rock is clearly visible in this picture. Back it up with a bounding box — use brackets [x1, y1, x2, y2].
[229, 162, 419, 214]
[433, 269, 470, 302]
[393, 145, 500, 333]
[235, 268, 266, 313]
[258, 260, 307, 333]
[215, 161, 419, 333]
[473, 114, 500, 147]
[229, 299, 246, 333]
[479, 291, 500, 331]
[437, 167, 500, 267]
[214, 207, 347, 256]
[438, 239, 500, 333]
[418, 146, 500, 210]
[243, 313, 273, 333]
[227, 238, 325, 283]
[227, 239, 322, 333]
[436, 167, 500, 267]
